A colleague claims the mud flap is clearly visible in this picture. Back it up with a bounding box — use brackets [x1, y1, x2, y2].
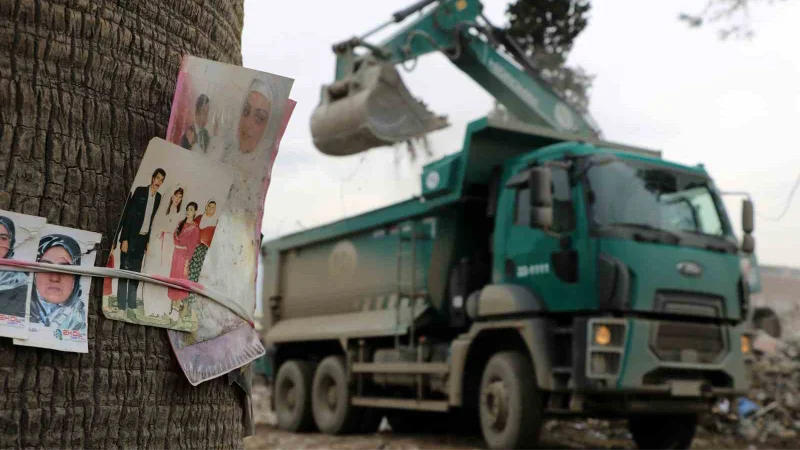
[310, 60, 449, 156]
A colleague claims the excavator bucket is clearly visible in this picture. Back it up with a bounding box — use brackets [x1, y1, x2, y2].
[310, 61, 449, 156]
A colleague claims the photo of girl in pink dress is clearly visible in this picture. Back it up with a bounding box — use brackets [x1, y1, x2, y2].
[168, 202, 200, 318]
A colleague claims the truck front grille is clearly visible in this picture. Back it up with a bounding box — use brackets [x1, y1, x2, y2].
[654, 291, 725, 318]
[652, 322, 726, 364]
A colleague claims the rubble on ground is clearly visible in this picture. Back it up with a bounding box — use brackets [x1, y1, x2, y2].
[252, 380, 276, 426]
[700, 332, 800, 448]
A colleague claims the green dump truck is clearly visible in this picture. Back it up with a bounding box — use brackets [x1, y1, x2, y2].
[260, 1, 757, 448]
[261, 116, 757, 449]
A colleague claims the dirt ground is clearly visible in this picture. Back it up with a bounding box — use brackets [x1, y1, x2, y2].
[243, 421, 756, 450]
[244, 382, 756, 450]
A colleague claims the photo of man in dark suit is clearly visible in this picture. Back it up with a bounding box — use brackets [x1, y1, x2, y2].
[115, 168, 165, 319]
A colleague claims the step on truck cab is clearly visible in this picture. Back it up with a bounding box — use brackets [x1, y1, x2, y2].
[261, 117, 756, 449]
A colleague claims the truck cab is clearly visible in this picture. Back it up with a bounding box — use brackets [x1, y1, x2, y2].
[493, 140, 752, 393]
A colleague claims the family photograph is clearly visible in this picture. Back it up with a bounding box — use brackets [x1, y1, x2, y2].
[102, 138, 235, 331]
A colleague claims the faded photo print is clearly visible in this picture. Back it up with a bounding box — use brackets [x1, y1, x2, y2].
[14, 225, 101, 353]
[0, 210, 45, 340]
[165, 55, 294, 384]
[102, 138, 234, 331]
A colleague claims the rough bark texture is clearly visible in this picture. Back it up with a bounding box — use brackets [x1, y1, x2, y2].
[0, 1, 246, 448]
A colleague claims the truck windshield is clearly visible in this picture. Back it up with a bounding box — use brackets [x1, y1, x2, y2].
[586, 159, 727, 238]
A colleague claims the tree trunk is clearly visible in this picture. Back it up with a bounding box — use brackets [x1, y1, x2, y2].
[0, 1, 246, 448]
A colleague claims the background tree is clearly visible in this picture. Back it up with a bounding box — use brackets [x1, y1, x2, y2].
[0, 1, 247, 448]
[504, 0, 593, 114]
[678, 0, 792, 39]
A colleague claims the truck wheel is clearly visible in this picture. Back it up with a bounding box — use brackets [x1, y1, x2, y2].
[312, 355, 361, 434]
[478, 351, 542, 449]
[628, 414, 697, 449]
[274, 359, 315, 432]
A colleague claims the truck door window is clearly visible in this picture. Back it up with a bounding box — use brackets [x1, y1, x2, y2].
[514, 167, 574, 231]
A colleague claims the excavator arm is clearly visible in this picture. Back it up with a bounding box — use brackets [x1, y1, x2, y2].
[310, 0, 600, 156]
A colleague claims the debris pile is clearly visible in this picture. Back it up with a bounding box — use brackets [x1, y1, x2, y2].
[702, 331, 800, 447]
[252, 378, 277, 426]
[542, 418, 633, 448]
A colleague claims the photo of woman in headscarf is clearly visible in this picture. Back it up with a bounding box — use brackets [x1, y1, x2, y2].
[168, 202, 201, 318]
[187, 199, 218, 282]
[178, 76, 285, 318]
[0, 216, 31, 318]
[224, 78, 274, 211]
[29, 234, 86, 331]
[202, 77, 276, 213]
[141, 185, 184, 317]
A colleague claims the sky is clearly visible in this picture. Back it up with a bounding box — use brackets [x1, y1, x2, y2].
[241, 0, 800, 270]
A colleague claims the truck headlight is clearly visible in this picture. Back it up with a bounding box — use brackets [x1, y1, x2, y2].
[592, 323, 625, 347]
[590, 352, 621, 375]
[587, 320, 627, 380]
[594, 325, 612, 346]
[741, 335, 752, 354]
[591, 353, 608, 373]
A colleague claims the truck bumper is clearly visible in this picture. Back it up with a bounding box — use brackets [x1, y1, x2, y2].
[572, 317, 752, 412]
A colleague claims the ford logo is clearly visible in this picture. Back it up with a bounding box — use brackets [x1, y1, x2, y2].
[677, 261, 703, 278]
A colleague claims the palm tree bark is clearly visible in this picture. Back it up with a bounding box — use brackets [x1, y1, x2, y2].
[0, 1, 246, 448]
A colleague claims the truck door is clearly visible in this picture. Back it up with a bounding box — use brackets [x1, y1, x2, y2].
[502, 166, 587, 311]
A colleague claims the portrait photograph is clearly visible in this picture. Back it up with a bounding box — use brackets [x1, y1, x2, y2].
[0, 210, 45, 340]
[165, 55, 294, 383]
[167, 56, 293, 332]
[102, 138, 235, 331]
[14, 225, 101, 354]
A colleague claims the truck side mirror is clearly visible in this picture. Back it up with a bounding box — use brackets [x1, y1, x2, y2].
[528, 167, 553, 229]
[742, 199, 754, 234]
[742, 233, 755, 254]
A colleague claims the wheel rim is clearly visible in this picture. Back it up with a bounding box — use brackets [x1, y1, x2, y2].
[326, 384, 338, 408]
[482, 378, 510, 432]
[317, 373, 338, 416]
[279, 378, 297, 413]
[286, 386, 297, 408]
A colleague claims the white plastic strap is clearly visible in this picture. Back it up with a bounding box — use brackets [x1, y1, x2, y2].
[0, 260, 254, 325]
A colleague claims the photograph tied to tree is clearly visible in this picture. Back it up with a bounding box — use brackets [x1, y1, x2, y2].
[165, 55, 294, 385]
[0, 211, 45, 340]
[102, 138, 235, 332]
[13, 225, 101, 354]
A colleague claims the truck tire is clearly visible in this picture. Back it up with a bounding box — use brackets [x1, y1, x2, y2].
[312, 355, 361, 434]
[628, 414, 697, 449]
[478, 351, 543, 449]
[274, 359, 315, 432]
